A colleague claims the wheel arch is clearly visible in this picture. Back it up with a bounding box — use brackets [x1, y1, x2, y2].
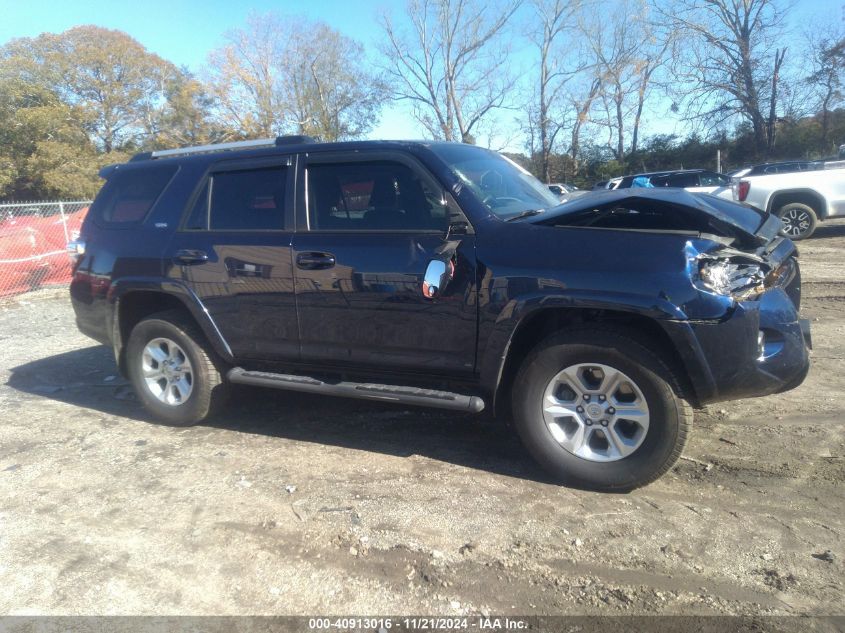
[486, 306, 701, 417]
[108, 280, 234, 376]
[767, 189, 828, 219]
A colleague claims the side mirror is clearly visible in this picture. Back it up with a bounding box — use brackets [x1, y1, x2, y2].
[422, 258, 454, 299]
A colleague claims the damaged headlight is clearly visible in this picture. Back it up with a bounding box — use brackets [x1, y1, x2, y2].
[697, 259, 767, 300]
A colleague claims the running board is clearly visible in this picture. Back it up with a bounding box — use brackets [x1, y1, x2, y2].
[227, 368, 485, 413]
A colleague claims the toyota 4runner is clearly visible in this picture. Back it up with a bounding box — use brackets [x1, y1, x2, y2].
[69, 136, 811, 490]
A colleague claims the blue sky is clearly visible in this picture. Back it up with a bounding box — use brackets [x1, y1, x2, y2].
[1, 0, 842, 150]
[0, 0, 391, 67]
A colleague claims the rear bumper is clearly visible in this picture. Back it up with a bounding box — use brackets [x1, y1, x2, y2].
[664, 287, 810, 405]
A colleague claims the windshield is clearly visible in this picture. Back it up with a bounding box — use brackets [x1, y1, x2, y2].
[430, 144, 560, 219]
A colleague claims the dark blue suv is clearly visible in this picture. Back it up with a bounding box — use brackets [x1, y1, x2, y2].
[69, 136, 811, 490]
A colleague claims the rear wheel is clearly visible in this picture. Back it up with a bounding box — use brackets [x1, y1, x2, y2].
[126, 310, 227, 426]
[777, 202, 817, 240]
[511, 328, 692, 491]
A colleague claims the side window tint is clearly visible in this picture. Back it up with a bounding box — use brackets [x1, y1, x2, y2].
[209, 166, 286, 230]
[91, 165, 177, 225]
[307, 161, 447, 231]
[699, 173, 727, 186]
[668, 173, 698, 188]
[184, 183, 209, 230]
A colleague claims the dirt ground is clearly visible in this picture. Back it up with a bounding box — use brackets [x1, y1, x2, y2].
[0, 223, 843, 618]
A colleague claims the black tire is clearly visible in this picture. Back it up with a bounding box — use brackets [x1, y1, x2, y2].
[511, 328, 692, 491]
[126, 309, 227, 426]
[777, 202, 818, 240]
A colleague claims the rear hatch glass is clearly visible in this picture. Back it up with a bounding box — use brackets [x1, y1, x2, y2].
[90, 164, 178, 226]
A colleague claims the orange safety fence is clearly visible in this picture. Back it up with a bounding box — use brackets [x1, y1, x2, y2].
[0, 201, 91, 298]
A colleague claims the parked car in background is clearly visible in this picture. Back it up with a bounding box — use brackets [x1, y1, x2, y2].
[548, 183, 579, 195]
[729, 161, 824, 180]
[548, 183, 586, 202]
[605, 169, 734, 200]
[735, 165, 845, 239]
[69, 136, 810, 490]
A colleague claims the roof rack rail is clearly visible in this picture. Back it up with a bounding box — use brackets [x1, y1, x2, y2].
[131, 135, 317, 162]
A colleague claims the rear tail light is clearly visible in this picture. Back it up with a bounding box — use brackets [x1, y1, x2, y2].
[737, 180, 750, 201]
[67, 239, 86, 263]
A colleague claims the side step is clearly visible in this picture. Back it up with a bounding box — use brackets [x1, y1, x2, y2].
[227, 368, 485, 413]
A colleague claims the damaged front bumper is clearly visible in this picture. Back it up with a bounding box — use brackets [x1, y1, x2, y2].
[664, 286, 811, 405]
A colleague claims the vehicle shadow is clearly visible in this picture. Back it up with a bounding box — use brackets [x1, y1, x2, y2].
[6, 345, 552, 485]
[809, 221, 845, 240]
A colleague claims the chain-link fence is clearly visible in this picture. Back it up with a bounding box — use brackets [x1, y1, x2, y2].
[0, 201, 91, 298]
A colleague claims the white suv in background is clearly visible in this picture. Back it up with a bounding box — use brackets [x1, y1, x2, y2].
[734, 165, 845, 239]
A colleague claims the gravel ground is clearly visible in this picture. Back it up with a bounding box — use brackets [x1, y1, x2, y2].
[0, 222, 843, 618]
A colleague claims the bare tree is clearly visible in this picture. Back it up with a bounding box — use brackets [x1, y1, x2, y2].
[630, 21, 673, 155]
[205, 14, 290, 137]
[284, 25, 389, 141]
[380, 0, 522, 143]
[526, 0, 582, 182]
[568, 77, 603, 169]
[662, 0, 788, 156]
[206, 12, 386, 140]
[766, 47, 786, 151]
[806, 20, 845, 152]
[582, 0, 672, 169]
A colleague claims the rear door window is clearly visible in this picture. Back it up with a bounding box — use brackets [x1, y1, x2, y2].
[91, 165, 177, 225]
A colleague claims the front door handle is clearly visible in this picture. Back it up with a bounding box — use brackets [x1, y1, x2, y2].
[174, 249, 208, 265]
[296, 252, 336, 270]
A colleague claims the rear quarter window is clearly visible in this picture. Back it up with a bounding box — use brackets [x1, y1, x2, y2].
[91, 165, 178, 226]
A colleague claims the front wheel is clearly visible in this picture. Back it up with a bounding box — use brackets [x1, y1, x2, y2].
[511, 329, 692, 491]
[777, 203, 818, 240]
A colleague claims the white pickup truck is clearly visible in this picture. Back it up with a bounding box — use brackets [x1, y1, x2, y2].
[735, 165, 845, 239]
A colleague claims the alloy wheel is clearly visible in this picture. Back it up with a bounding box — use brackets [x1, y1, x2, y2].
[541, 363, 650, 462]
[781, 208, 812, 237]
[141, 337, 194, 406]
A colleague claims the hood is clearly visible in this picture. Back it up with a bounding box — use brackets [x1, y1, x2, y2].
[532, 189, 777, 247]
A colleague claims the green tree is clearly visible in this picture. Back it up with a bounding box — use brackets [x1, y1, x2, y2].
[0, 77, 106, 199]
[0, 26, 218, 198]
[2, 26, 177, 152]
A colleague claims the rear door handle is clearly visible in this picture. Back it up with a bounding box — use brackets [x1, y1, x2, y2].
[174, 249, 208, 264]
[296, 252, 336, 270]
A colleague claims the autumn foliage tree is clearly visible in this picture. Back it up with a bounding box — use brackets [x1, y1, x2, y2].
[0, 26, 217, 198]
[205, 12, 387, 142]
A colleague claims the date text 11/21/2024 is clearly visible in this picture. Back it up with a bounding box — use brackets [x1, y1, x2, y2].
[307, 617, 531, 630]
